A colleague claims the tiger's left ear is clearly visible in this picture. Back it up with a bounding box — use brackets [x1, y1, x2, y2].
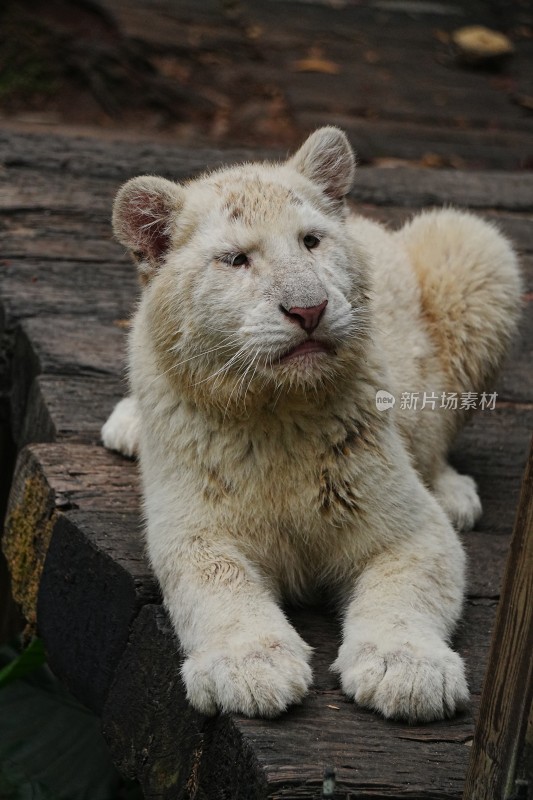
[112, 175, 184, 283]
[288, 127, 355, 203]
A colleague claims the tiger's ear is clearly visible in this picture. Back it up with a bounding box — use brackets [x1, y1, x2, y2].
[289, 127, 355, 204]
[112, 175, 184, 282]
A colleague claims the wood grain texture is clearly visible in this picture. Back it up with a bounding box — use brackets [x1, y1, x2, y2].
[463, 440, 533, 800]
[102, 604, 212, 800]
[9, 316, 127, 443]
[0, 259, 138, 320]
[1, 130, 532, 213]
[20, 374, 125, 448]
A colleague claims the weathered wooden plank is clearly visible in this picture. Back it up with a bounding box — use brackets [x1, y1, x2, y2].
[463, 533, 512, 601]
[463, 439, 533, 800]
[350, 169, 533, 212]
[0, 131, 255, 183]
[1, 132, 532, 212]
[20, 374, 125, 448]
[16, 442, 140, 513]
[250, 54, 531, 134]
[2, 413, 151, 710]
[0, 170, 118, 214]
[0, 212, 124, 263]
[7, 161, 532, 217]
[482, 215, 533, 255]
[22, 315, 123, 375]
[0, 260, 137, 322]
[495, 314, 533, 405]
[9, 316, 126, 443]
[101, 604, 209, 800]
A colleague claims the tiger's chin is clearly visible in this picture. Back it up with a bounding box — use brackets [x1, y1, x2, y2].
[267, 349, 341, 395]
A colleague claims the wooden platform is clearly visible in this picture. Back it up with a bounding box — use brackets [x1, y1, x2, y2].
[0, 129, 532, 799]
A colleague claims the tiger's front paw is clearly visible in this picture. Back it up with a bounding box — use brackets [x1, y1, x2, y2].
[333, 637, 469, 723]
[182, 633, 313, 718]
[101, 396, 140, 458]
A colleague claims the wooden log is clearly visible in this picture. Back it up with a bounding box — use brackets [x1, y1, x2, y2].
[462, 439, 533, 800]
[2, 443, 140, 629]
[101, 604, 208, 800]
[0, 131, 257, 186]
[38, 509, 157, 713]
[2, 444, 153, 713]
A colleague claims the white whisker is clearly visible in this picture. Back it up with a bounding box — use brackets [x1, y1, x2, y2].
[168, 337, 238, 366]
[243, 349, 262, 404]
[192, 346, 249, 387]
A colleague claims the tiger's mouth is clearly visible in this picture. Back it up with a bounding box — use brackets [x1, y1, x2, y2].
[278, 339, 334, 362]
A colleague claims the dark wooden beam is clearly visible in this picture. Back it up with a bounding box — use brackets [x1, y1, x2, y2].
[463, 439, 533, 800]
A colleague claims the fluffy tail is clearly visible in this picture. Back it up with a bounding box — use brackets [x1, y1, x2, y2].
[396, 208, 522, 395]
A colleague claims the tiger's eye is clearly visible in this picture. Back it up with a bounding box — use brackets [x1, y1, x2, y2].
[231, 253, 249, 267]
[303, 234, 320, 250]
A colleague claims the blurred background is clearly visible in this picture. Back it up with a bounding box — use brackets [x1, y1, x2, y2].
[0, 0, 532, 168]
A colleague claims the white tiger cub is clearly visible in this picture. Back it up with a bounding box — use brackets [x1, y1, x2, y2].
[102, 128, 521, 722]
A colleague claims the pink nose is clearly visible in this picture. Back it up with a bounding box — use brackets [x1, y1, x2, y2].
[282, 300, 328, 334]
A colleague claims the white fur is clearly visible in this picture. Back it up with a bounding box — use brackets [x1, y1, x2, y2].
[432, 464, 483, 533]
[101, 396, 140, 457]
[102, 128, 521, 722]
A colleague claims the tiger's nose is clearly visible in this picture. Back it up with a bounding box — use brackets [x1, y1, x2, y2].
[281, 300, 328, 334]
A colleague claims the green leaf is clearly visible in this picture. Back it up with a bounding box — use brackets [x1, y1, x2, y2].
[0, 638, 46, 688]
[0, 644, 142, 800]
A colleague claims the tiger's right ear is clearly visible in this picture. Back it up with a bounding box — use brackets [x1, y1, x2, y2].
[112, 175, 184, 283]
